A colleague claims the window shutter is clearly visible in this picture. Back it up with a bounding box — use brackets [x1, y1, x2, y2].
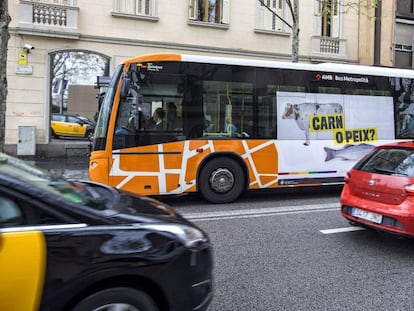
[274, 0, 283, 31]
[118, 0, 135, 14]
[222, 0, 230, 24]
[189, 0, 197, 20]
[330, 0, 339, 37]
[314, 0, 322, 35]
[331, 14, 340, 38]
[262, 1, 274, 30]
[136, 0, 153, 15]
[136, 0, 141, 14]
[256, 1, 265, 28]
[136, 0, 144, 15]
[151, 0, 157, 16]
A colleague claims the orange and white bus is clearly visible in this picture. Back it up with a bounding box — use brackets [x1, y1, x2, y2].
[89, 53, 414, 203]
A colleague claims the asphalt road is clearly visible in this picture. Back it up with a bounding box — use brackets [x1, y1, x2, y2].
[29, 159, 414, 310]
[161, 190, 414, 311]
[196, 207, 414, 311]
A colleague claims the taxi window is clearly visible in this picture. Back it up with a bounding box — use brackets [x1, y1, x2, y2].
[52, 114, 65, 122]
[0, 197, 22, 227]
[68, 116, 81, 123]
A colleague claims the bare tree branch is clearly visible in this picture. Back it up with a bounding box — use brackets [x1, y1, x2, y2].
[285, 0, 296, 24]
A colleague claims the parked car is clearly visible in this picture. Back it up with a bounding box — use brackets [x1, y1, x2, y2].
[0, 152, 213, 311]
[76, 114, 96, 126]
[51, 113, 95, 139]
[341, 141, 414, 238]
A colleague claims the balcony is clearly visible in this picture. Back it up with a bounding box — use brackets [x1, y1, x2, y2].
[311, 36, 347, 60]
[18, 0, 80, 39]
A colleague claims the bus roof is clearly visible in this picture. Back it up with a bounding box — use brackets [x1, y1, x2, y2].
[122, 53, 414, 79]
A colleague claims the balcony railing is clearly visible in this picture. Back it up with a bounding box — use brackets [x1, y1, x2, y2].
[18, 0, 79, 38]
[311, 36, 346, 59]
[320, 37, 340, 53]
[30, 0, 77, 6]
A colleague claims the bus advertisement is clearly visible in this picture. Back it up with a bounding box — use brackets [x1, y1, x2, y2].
[89, 53, 414, 203]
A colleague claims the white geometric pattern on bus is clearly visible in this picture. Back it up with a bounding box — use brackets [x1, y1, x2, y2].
[110, 139, 279, 194]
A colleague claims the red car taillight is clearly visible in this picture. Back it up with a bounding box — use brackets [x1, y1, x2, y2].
[404, 184, 414, 196]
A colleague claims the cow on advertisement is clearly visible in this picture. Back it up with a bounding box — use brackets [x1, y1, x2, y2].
[282, 103, 343, 145]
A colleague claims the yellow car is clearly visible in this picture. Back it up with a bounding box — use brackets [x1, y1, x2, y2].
[51, 113, 95, 139]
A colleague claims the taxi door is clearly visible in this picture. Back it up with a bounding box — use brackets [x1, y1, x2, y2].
[0, 228, 46, 311]
[66, 115, 87, 137]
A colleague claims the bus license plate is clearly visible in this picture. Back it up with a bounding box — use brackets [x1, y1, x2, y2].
[352, 208, 382, 224]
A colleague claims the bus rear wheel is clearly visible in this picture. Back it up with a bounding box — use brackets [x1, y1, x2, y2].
[199, 157, 245, 204]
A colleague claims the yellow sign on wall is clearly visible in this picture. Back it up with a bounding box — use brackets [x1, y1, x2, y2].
[18, 50, 28, 65]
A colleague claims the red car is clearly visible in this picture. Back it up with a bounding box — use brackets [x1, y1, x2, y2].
[340, 141, 414, 238]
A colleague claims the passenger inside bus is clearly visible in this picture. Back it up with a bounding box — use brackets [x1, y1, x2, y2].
[148, 107, 165, 131]
[225, 117, 237, 135]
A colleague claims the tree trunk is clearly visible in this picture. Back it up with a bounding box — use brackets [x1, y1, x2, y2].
[291, 0, 299, 62]
[0, 0, 10, 153]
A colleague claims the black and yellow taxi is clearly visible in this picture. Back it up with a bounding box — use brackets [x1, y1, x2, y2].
[0, 153, 213, 311]
[51, 113, 95, 139]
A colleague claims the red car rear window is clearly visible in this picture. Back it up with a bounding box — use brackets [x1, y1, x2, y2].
[355, 148, 414, 177]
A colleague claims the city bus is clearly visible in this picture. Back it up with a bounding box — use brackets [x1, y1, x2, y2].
[89, 53, 414, 203]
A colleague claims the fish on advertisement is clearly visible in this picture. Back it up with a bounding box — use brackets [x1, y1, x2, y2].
[324, 144, 375, 162]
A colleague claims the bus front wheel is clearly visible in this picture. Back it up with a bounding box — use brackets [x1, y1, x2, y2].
[199, 157, 245, 204]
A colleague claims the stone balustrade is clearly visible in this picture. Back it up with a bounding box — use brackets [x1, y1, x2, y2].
[18, 0, 79, 38]
[311, 35, 347, 59]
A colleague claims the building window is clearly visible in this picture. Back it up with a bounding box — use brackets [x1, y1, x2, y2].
[396, 0, 414, 19]
[395, 44, 413, 69]
[189, 0, 230, 24]
[395, 44, 413, 52]
[115, 0, 157, 16]
[395, 23, 414, 69]
[256, 0, 287, 32]
[318, 0, 339, 37]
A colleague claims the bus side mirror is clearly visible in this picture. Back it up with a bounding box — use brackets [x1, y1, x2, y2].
[120, 73, 130, 99]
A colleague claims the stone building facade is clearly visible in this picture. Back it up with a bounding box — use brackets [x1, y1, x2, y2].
[5, 0, 400, 154]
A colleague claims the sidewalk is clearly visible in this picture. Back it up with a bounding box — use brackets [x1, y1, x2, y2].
[3, 139, 91, 180]
[5, 138, 91, 159]
[38, 139, 91, 158]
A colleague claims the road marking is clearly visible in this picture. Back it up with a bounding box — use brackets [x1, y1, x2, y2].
[182, 203, 340, 221]
[320, 227, 366, 234]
